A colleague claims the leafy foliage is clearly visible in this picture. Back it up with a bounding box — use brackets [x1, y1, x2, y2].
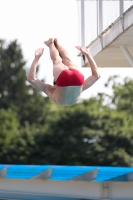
[0, 39, 51, 126]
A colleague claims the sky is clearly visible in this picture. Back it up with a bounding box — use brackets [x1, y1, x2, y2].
[0, 0, 133, 99]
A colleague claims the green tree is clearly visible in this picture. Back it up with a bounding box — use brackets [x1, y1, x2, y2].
[26, 96, 133, 166]
[2, 91, 133, 166]
[113, 77, 133, 114]
[0, 39, 27, 109]
[0, 109, 20, 163]
[0, 39, 52, 126]
[0, 109, 19, 143]
[1, 123, 35, 164]
[21, 98, 107, 165]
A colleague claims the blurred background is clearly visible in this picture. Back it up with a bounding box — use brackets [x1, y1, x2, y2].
[0, 0, 133, 166]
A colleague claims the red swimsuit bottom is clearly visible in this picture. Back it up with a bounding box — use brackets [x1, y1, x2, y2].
[56, 69, 84, 87]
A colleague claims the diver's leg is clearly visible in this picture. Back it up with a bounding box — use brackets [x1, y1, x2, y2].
[44, 38, 68, 81]
[54, 38, 80, 70]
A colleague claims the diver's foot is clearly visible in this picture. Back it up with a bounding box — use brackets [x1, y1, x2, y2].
[44, 38, 54, 47]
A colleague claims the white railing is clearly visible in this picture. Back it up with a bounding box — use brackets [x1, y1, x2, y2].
[77, 0, 133, 47]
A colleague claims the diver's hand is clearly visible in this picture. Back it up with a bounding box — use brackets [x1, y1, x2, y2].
[35, 48, 44, 59]
[76, 46, 90, 56]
